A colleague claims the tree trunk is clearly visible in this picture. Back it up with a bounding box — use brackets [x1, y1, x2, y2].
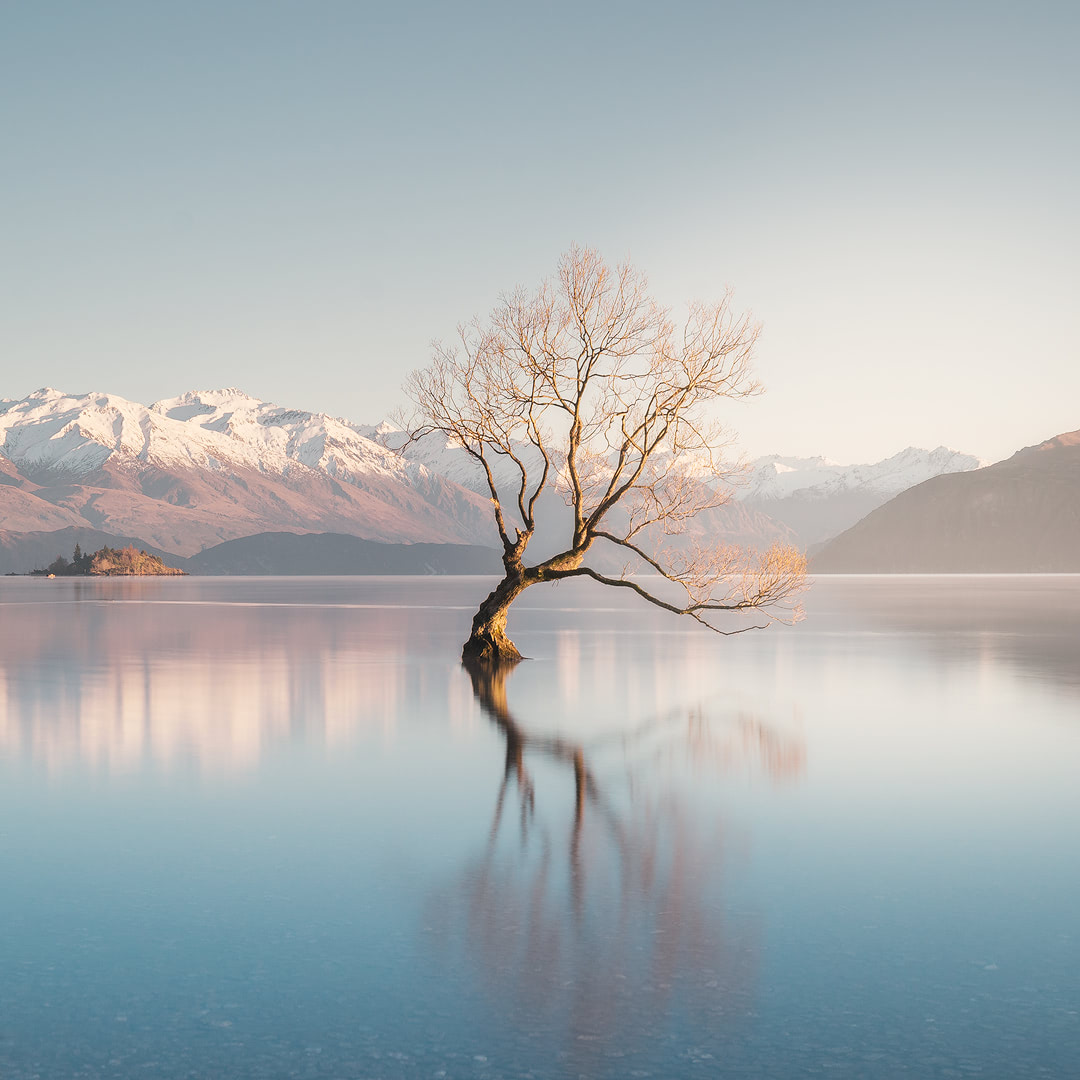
[462, 572, 531, 665]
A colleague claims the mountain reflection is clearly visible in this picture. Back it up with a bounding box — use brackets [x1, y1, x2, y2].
[427, 660, 806, 1075]
[0, 588, 442, 772]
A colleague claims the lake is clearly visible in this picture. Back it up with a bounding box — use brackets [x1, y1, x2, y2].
[1, 575, 1078, 1079]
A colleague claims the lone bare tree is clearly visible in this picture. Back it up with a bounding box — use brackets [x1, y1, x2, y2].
[404, 246, 807, 664]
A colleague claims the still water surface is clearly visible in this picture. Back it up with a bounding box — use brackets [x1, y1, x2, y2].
[0, 575, 1077, 1078]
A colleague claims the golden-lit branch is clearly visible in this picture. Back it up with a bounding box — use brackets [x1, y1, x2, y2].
[402, 245, 807, 663]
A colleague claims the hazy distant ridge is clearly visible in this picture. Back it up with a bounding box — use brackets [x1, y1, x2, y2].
[812, 428, 1080, 572]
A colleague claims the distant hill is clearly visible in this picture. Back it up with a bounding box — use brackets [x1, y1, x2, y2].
[812, 429, 1080, 572]
[185, 532, 502, 575]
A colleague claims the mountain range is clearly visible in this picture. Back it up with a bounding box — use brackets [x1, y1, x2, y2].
[734, 446, 985, 547]
[371, 426, 984, 549]
[812, 429, 1080, 572]
[0, 386, 988, 572]
[0, 388, 497, 556]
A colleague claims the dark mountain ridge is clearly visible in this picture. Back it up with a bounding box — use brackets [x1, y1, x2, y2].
[0, 528, 502, 577]
[184, 532, 502, 575]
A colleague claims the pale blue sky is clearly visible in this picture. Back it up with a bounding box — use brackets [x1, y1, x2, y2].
[2, 1, 1077, 462]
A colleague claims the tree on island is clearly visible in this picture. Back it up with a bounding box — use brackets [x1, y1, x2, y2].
[72, 543, 92, 574]
[403, 246, 807, 665]
[46, 553, 71, 576]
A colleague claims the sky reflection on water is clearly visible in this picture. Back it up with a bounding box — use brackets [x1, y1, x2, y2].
[0, 575, 1077, 1078]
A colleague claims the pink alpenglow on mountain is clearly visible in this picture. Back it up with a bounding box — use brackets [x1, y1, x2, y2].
[0, 388, 497, 555]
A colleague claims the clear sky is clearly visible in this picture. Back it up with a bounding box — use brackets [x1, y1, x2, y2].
[2, 1, 1077, 464]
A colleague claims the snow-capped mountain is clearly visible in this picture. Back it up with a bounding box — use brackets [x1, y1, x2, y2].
[362, 423, 989, 552]
[363, 421, 986, 548]
[1, 387, 431, 487]
[813, 427, 1080, 571]
[364, 421, 983, 504]
[0, 386, 987, 557]
[360, 425, 550, 498]
[739, 447, 985, 502]
[0, 388, 497, 555]
[730, 447, 986, 547]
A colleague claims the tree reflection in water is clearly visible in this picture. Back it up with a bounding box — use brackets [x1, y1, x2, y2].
[428, 660, 805, 1075]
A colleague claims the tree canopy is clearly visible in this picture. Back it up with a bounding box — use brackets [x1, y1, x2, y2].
[404, 246, 806, 663]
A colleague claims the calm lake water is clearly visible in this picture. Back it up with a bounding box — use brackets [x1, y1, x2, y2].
[1, 575, 1078, 1079]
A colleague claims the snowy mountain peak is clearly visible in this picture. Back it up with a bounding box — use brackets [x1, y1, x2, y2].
[738, 446, 986, 503]
[0, 388, 432, 489]
[354, 416, 987, 513]
[152, 386, 264, 413]
[0, 387, 502, 554]
[754, 453, 842, 470]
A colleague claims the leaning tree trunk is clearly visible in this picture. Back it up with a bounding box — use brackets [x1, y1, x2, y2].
[462, 572, 531, 666]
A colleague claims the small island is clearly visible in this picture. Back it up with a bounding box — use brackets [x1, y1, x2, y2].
[33, 543, 187, 577]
